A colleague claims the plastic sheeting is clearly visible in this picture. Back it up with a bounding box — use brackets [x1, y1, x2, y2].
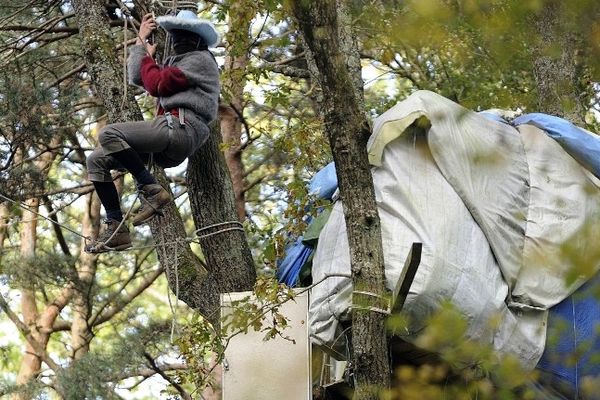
[513, 113, 600, 179]
[276, 163, 338, 287]
[308, 162, 338, 200]
[277, 239, 313, 287]
[481, 109, 600, 393]
[538, 272, 600, 395]
[309, 90, 600, 370]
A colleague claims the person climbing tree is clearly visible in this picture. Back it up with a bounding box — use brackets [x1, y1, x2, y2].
[85, 10, 220, 253]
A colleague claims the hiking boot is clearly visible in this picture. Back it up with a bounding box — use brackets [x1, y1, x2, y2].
[132, 183, 171, 226]
[85, 219, 132, 253]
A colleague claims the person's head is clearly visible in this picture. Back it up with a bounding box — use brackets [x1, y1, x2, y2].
[170, 29, 207, 54]
[156, 10, 219, 54]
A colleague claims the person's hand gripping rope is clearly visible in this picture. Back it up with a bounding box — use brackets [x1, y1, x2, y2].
[136, 13, 157, 57]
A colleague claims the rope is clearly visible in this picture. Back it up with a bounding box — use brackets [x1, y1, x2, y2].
[0, 193, 91, 241]
[116, 223, 245, 252]
[352, 290, 392, 315]
[152, 0, 197, 9]
[93, 191, 140, 252]
[0, 191, 245, 255]
[114, 0, 152, 58]
[194, 221, 244, 236]
[121, 15, 128, 109]
[157, 216, 179, 343]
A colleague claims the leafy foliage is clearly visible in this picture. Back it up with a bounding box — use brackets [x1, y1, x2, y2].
[55, 322, 173, 400]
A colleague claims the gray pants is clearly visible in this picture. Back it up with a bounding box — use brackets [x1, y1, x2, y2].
[87, 114, 197, 182]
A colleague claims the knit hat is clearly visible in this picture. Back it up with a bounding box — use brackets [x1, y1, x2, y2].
[156, 10, 219, 48]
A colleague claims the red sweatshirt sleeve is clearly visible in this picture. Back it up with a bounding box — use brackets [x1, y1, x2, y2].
[140, 56, 189, 97]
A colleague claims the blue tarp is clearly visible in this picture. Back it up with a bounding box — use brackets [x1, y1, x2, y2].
[513, 113, 600, 179]
[308, 162, 338, 200]
[276, 238, 314, 287]
[538, 272, 600, 396]
[276, 163, 338, 287]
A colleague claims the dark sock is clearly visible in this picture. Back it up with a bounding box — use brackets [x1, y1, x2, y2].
[110, 148, 157, 187]
[92, 181, 123, 221]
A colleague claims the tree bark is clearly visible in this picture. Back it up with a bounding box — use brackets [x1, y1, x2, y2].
[187, 122, 257, 324]
[292, 1, 390, 398]
[71, 191, 101, 360]
[221, 0, 254, 220]
[532, 1, 587, 124]
[0, 203, 8, 263]
[14, 199, 42, 400]
[71, 0, 142, 124]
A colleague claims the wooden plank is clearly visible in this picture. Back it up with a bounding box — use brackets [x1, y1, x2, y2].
[391, 242, 422, 314]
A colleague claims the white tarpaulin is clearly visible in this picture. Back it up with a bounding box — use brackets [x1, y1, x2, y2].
[309, 90, 600, 370]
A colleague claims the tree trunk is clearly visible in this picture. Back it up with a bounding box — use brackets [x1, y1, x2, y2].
[532, 1, 587, 124]
[14, 201, 72, 398]
[14, 200, 41, 400]
[221, 0, 254, 220]
[71, 192, 101, 360]
[72, 0, 142, 124]
[0, 203, 8, 263]
[13, 139, 68, 398]
[187, 122, 257, 324]
[291, 1, 390, 398]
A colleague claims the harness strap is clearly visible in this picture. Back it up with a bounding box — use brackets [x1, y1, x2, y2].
[178, 107, 185, 126]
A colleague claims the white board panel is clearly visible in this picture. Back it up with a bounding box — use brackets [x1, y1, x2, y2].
[221, 290, 311, 400]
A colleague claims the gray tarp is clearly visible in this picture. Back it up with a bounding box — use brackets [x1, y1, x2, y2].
[309, 91, 600, 370]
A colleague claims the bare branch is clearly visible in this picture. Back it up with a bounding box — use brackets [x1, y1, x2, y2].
[112, 362, 187, 381]
[143, 353, 192, 400]
[0, 0, 40, 27]
[48, 63, 86, 88]
[89, 265, 165, 328]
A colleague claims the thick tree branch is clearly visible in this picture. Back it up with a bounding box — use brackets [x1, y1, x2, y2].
[0, 19, 131, 34]
[264, 63, 310, 79]
[48, 63, 86, 88]
[0, 294, 61, 372]
[38, 284, 74, 335]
